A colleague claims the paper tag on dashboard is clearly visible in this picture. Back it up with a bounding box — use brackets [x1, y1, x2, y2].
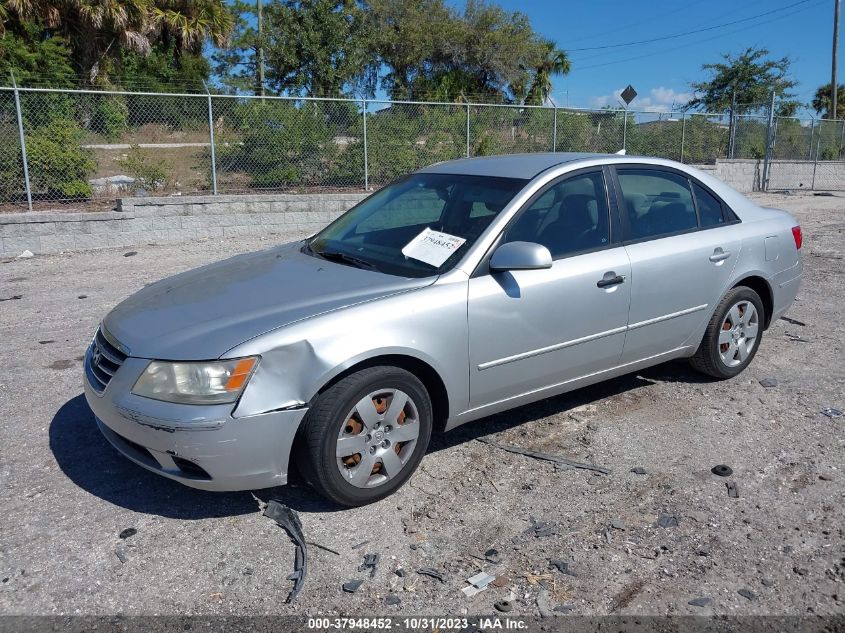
[401, 228, 467, 267]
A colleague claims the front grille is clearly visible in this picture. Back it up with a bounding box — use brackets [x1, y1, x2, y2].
[87, 327, 128, 393]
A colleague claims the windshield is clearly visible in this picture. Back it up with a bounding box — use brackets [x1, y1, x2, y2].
[306, 173, 528, 277]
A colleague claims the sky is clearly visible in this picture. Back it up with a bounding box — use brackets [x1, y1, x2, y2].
[454, 0, 838, 116]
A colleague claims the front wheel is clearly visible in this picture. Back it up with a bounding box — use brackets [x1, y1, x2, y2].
[294, 366, 432, 507]
[690, 286, 765, 379]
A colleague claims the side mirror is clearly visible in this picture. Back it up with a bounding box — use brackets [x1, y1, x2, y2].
[489, 241, 553, 272]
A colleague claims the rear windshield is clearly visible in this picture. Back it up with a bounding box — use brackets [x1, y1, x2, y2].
[306, 173, 527, 277]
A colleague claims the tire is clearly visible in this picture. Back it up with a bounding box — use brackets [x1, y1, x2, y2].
[294, 366, 433, 507]
[690, 286, 765, 379]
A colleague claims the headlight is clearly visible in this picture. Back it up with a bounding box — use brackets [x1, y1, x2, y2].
[131, 357, 258, 405]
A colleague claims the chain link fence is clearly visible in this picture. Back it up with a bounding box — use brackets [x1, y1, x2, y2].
[0, 85, 843, 210]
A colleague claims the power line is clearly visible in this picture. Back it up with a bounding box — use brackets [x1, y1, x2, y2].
[567, 0, 825, 73]
[566, 0, 814, 52]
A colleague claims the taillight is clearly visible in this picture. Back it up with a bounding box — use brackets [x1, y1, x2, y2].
[791, 226, 802, 250]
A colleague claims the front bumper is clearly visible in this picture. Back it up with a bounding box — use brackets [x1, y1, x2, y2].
[83, 347, 308, 491]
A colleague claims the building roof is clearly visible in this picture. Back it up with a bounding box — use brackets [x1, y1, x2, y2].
[417, 152, 613, 179]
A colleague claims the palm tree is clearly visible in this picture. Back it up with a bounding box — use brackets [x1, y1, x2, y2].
[812, 83, 845, 119]
[151, 1, 232, 56]
[525, 39, 570, 105]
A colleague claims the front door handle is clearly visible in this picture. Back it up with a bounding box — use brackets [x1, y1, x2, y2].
[709, 248, 731, 263]
[597, 273, 626, 288]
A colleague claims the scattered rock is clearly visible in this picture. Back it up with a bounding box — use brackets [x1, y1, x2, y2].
[711, 464, 733, 477]
[491, 576, 509, 588]
[384, 594, 401, 606]
[759, 378, 778, 388]
[688, 597, 711, 607]
[123, 251, 138, 257]
[657, 514, 679, 528]
[549, 559, 577, 577]
[819, 474, 834, 481]
[342, 579, 363, 593]
[119, 528, 137, 540]
[761, 578, 775, 587]
[631, 467, 647, 475]
[494, 600, 513, 613]
[484, 548, 501, 564]
[611, 519, 626, 530]
[793, 566, 809, 576]
[394, 568, 405, 578]
[554, 604, 573, 613]
[726, 481, 740, 498]
[242, 567, 253, 576]
[114, 549, 127, 564]
[17, 250, 34, 258]
[738, 589, 756, 600]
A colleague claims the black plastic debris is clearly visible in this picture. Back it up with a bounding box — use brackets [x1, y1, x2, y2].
[759, 378, 778, 388]
[527, 517, 555, 538]
[726, 481, 740, 498]
[494, 600, 513, 613]
[738, 589, 756, 600]
[484, 548, 501, 564]
[342, 579, 363, 593]
[688, 597, 711, 607]
[780, 316, 806, 326]
[631, 467, 647, 475]
[821, 407, 843, 419]
[77, 295, 88, 299]
[351, 539, 370, 550]
[549, 559, 577, 577]
[264, 500, 307, 603]
[384, 594, 401, 606]
[711, 464, 733, 477]
[0, 295, 22, 302]
[657, 514, 679, 528]
[394, 568, 405, 578]
[118, 528, 137, 540]
[358, 553, 379, 578]
[416, 567, 445, 582]
[123, 251, 138, 257]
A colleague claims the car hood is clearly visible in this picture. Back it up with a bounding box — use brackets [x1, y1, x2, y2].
[104, 241, 434, 360]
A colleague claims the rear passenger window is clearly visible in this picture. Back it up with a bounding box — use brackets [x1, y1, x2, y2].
[618, 169, 697, 240]
[693, 183, 725, 227]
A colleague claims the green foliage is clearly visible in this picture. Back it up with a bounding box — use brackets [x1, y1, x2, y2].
[688, 47, 799, 116]
[93, 96, 129, 140]
[118, 144, 172, 191]
[26, 119, 95, 198]
[0, 123, 23, 201]
[0, 27, 76, 87]
[811, 83, 845, 119]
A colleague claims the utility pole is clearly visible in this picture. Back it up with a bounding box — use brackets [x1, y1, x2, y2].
[833, 0, 841, 119]
[257, 0, 265, 97]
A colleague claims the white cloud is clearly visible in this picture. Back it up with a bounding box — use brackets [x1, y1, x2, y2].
[589, 86, 693, 112]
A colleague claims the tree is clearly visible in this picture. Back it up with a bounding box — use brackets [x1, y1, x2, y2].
[0, 0, 232, 86]
[812, 83, 845, 119]
[524, 39, 570, 105]
[687, 47, 799, 116]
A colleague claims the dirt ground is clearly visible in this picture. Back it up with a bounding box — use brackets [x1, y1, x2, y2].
[0, 191, 843, 619]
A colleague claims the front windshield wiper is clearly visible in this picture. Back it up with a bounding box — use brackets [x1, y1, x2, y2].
[308, 246, 378, 272]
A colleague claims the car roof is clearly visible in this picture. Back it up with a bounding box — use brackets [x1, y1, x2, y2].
[417, 152, 615, 180]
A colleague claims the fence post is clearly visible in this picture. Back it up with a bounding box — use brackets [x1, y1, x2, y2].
[203, 81, 218, 196]
[465, 102, 470, 158]
[807, 119, 815, 160]
[680, 113, 686, 162]
[761, 91, 776, 191]
[11, 73, 32, 211]
[622, 110, 628, 152]
[839, 119, 845, 159]
[362, 99, 369, 190]
[811, 124, 822, 190]
[552, 106, 557, 152]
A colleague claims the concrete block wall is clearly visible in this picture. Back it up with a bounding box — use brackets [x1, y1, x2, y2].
[0, 193, 368, 258]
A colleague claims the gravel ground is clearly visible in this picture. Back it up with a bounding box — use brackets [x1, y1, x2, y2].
[0, 192, 843, 618]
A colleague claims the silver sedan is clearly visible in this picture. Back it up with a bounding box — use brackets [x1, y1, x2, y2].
[83, 153, 803, 506]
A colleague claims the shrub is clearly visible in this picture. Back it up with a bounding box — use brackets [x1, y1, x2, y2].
[117, 144, 171, 191]
[93, 96, 129, 140]
[27, 118, 95, 199]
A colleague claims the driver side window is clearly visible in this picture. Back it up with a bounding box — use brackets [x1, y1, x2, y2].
[503, 171, 610, 259]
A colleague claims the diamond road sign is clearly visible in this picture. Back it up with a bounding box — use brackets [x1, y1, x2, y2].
[620, 85, 637, 105]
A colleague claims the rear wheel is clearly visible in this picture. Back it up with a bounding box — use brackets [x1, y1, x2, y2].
[690, 286, 764, 379]
[295, 366, 432, 507]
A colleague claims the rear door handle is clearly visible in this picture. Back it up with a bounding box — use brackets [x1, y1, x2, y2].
[709, 248, 731, 263]
[597, 274, 626, 288]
